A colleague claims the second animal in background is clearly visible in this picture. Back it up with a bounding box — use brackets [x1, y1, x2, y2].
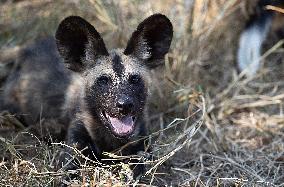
[237, 0, 284, 77]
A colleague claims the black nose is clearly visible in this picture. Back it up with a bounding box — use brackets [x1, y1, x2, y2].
[116, 95, 134, 114]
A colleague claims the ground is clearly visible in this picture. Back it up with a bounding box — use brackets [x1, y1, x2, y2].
[0, 0, 283, 186]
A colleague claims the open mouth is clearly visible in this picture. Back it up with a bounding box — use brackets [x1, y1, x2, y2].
[102, 111, 136, 137]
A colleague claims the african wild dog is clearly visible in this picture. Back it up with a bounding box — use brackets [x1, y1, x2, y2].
[0, 14, 173, 177]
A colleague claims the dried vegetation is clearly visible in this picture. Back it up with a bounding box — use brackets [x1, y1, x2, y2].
[0, 0, 283, 186]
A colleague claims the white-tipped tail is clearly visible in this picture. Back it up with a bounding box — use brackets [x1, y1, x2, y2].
[237, 14, 272, 77]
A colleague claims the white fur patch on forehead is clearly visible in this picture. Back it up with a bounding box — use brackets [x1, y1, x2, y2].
[111, 49, 148, 74]
[122, 54, 148, 75]
[110, 49, 150, 85]
[84, 56, 115, 85]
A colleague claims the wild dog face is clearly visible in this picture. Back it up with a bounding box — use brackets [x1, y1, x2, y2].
[55, 15, 173, 138]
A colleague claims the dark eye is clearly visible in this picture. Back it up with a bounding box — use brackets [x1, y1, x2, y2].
[97, 75, 110, 86]
[129, 74, 141, 84]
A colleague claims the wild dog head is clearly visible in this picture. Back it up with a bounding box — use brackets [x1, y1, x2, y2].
[55, 14, 173, 138]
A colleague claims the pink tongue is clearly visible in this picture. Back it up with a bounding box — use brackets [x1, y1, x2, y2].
[107, 114, 134, 135]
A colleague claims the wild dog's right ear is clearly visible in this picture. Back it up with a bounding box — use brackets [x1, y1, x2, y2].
[124, 14, 173, 68]
[55, 16, 109, 72]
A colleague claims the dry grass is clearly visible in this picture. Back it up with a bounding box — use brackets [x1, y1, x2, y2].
[0, 0, 284, 186]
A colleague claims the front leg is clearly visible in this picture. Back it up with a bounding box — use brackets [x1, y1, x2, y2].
[58, 121, 99, 184]
[130, 139, 152, 180]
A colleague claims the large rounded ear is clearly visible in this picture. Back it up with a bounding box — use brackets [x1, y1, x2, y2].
[55, 16, 109, 72]
[124, 14, 173, 68]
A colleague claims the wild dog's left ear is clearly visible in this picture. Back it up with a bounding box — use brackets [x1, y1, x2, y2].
[124, 14, 173, 68]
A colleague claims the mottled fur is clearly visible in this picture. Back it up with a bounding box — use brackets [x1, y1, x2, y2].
[0, 14, 173, 178]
